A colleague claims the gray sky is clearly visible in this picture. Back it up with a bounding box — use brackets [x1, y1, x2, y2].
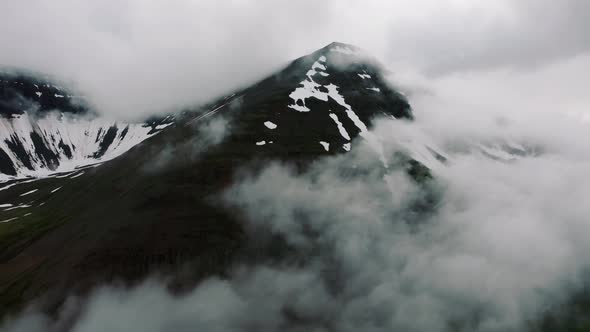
[1, 0, 588, 118]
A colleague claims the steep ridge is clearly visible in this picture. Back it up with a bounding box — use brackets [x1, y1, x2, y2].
[0, 42, 414, 315]
[0, 72, 173, 180]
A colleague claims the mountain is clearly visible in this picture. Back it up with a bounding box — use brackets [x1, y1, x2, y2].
[0, 42, 415, 315]
[0, 72, 173, 181]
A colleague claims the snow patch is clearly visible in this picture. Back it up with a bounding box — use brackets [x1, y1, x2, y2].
[319, 141, 330, 152]
[0, 217, 18, 223]
[69, 172, 84, 179]
[155, 123, 173, 130]
[256, 141, 266, 146]
[287, 57, 331, 112]
[264, 121, 277, 130]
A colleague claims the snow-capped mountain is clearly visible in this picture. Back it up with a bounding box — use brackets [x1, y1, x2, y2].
[0, 72, 173, 180]
[0, 42, 415, 316]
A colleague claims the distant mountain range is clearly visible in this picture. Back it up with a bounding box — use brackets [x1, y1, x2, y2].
[0, 72, 172, 180]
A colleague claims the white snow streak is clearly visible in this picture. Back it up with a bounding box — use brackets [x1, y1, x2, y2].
[4, 204, 32, 211]
[329, 113, 351, 141]
[69, 172, 84, 179]
[154, 123, 173, 130]
[19, 189, 38, 197]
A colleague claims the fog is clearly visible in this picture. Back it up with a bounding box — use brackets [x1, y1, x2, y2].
[2, 1, 590, 331]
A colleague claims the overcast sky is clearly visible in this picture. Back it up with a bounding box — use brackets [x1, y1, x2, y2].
[1, 0, 588, 118]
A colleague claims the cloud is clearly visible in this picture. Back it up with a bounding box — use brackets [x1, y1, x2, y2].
[0, 0, 328, 119]
[2, 1, 589, 119]
[372, 0, 590, 75]
[392, 53, 590, 158]
[215, 127, 590, 331]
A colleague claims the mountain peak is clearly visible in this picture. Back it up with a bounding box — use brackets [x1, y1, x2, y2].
[315, 41, 364, 57]
[323, 41, 358, 48]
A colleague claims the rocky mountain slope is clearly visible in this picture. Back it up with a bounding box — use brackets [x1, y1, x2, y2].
[0, 42, 420, 315]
